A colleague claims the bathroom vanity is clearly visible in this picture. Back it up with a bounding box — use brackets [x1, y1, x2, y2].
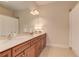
[0, 33, 46, 57]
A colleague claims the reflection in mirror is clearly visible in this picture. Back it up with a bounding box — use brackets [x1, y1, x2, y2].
[0, 15, 18, 40]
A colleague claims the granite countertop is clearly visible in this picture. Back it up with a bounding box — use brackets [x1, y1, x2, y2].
[0, 32, 45, 52]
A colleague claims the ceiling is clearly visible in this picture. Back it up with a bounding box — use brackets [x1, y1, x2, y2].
[0, 1, 36, 11]
[35, 1, 55, 5]
[0, 1, 55, 11]
[0, 1, 77, 11]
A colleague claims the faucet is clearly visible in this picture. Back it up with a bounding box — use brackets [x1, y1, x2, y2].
[7, 32, 13, 40]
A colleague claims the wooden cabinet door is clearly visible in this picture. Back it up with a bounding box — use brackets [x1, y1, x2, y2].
[24, 49, 29, 57]
[35, 40, 41, 57]
[24, 48, 30, 57]
[38, 34, 46, 54]
[12, 41, 30, 56]
[0, 49, 11, 57]
[41, 37, 44, 50]
[41, 34, 46, 49]
[43, 35, 46, 48]
[16, 52, 25, 57]
[25, 44, 36, 57]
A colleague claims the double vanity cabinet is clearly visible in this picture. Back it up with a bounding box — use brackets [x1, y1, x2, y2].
[0, 33, 46, 57]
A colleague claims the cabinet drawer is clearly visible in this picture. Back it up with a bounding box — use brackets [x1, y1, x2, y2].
[12, 41, 30, 56]
[0, 49, 11, 57]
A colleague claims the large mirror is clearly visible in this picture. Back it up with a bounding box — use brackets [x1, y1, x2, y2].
[0, 15, 18, 36]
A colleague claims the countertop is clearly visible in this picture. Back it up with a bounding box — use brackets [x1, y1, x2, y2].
[0, 32, 45, 52]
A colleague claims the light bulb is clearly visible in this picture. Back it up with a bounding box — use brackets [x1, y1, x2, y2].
[30, 9, 39, 15]
[30, 11, 36, 15]
[34, 10, 39, 15]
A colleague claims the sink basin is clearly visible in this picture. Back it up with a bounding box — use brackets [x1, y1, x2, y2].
[0, 39, 9, 44]
[0, 35, 8, 40]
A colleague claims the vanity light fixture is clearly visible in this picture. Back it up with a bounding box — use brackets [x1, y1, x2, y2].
[30, 9, 39, 15]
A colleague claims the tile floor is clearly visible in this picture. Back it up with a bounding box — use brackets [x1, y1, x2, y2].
[40, 46, 76, 57]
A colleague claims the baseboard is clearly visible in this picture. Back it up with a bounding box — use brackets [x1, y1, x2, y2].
[71, 47, 79, 56]
[46, 44, 69, 48]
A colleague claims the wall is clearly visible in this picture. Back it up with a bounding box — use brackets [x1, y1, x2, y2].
[0, 5, 14, 17]
[70, 2, 79, 56]
[39, 2, 77, 48]
[15, 2, 77, 48]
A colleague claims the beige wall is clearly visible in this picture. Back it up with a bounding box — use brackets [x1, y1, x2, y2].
[39, 2, 77, 47]
[0, 5, 14, 17]
[39, 7, 68, 47]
